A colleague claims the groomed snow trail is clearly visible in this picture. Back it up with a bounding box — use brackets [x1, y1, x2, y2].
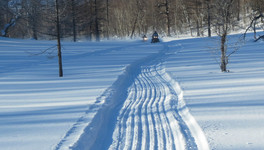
[72, 43, 209, 150]
[109, 61, 209, 150]
[109, 63, 188, 150]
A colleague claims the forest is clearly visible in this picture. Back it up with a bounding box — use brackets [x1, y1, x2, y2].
[0, 0, 264, 41]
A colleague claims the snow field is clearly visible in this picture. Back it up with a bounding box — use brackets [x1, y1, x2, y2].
[165, 35, 264, 149]
[1, 32, 264, 150]
[0, 38, 162, 150]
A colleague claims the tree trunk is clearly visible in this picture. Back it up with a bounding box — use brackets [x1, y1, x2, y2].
[106, 0, 110, 40]
[195, 0, 200, 37]
[207, 0, 211, 37]
[55, 0, 63, 77]
[196, 20, 200, 36]
[165, 0, 171, 36]
[220, 32, 227, 72]
[94, 0, 100, 42]
[130, 14, 138, 39]
[32, 0, 39, 40]
[32, 22, 38, 40]
[237, 0, 240, 21]
[71, 0, 77, 42]
[253, 21, 257, 39]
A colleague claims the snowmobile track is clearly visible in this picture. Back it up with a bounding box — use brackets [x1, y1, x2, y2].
[70, 42, 209, 150]
[109, 62, 200, 150]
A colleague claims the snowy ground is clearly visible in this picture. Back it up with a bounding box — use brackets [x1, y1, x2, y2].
[0, 33, 263, 150]
[164, 36, 264, 150]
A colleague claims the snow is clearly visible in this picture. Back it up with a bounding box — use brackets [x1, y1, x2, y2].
[165, 36, 264, 149]
[0, 33, 263, 150]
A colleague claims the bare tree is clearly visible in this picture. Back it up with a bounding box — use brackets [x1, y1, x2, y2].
[0, 0, 260, 40]
[244, 13, 264, 41]
[157, 0, 172, 36]
[1, 0, 22, 37]
[106, 0, 110, 40]
[71, 0, 77, 42]
[21, 0, 43, 40]
[130, 0, 146, 39]
[235, 0, 241, 21]
[244, 0, 264, 40]
[94, 0, 100, 41]
[213, 0, 237, 72]
[205, 0, 212, 37]
[55, 0, 63, 77]
[182, 0, 204, 37]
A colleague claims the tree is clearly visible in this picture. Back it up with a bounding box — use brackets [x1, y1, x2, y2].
[1, 0, 21, 37]
[71, 0, 77, 42]
[55, 0, 63, 77]
[205, 0, 212, 37]
[1, 17, 19, 37]
[235, 0, 241, 21]
[0, 0, 10, 36]
[157, 0, 172, 36]
[106, 0, 110, 40]
[130, 0, 146, 39]
[164, 0, 171, 36]
[244, 0, 264, 40]
[244, 13, 264, 41]
[182, 0, 204, 37]
[0, 0, 260, 40]
[213, 0, 237, 72]
[22, 0, 42, 40]
[78, 0, 105, 41]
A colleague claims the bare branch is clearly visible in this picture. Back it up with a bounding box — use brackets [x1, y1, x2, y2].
[26, 45, 57, 57]
[243, 13, 264, 39]
[254, 35, 264, 42]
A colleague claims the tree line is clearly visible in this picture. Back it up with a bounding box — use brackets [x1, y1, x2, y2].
[1, 0, 264, 75]
[1, 0, 264, 41]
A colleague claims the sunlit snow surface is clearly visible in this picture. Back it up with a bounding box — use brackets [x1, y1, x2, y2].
[164, 36, 264, 150]
[0, 34, 263, 150]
